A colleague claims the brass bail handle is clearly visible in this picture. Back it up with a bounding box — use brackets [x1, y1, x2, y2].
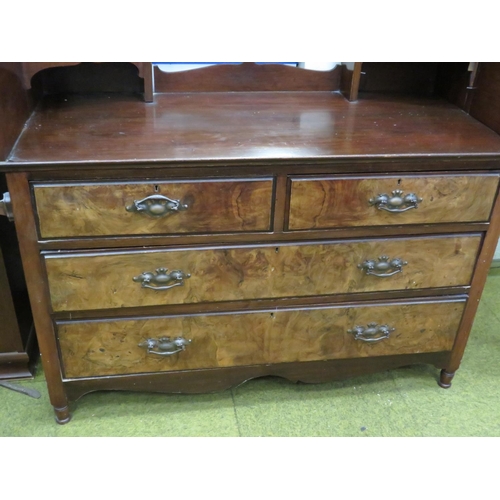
[138, 336, 192, 356]
[358, 256, 408, 277]
[133, 268, 191, 291]
[126, 194, 188, 217]
[369, 190, 422, 213]
[348, 323, 395, 343]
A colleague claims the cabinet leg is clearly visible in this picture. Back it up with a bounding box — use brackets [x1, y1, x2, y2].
[438, 369, 455, 389]
[54, 405, 71, 425]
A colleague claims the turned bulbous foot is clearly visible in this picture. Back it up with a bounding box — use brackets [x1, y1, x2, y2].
[438, 369, 455, 389]
[54, 405, 71, 425]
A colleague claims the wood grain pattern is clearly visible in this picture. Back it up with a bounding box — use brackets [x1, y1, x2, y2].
[34, 179, 273, 238]
[7, 92, 500, 166]
[3, 62, 500, 418]
[45, 235, 481, 312]
[57, 299, 466, 378]
[289, 174, 499, 230]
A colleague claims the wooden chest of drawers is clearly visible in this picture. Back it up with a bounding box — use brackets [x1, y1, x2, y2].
[2, 62, 500, 424]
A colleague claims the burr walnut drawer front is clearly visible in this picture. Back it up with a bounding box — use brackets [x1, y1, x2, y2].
[57, 298, 466, 378]
[33, 178, 274, 238]
[288, 174, 499, 230]
[44, 234, 481, 312]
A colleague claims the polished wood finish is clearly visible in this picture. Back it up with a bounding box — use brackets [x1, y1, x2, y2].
[37, 222, 490, 252]
[0, 352, 33, 380]
[0, 172, 37, 380]
[446, 180, 500, 382]
[34, 178, 273, 238]
[2, 62, 500, 422]
[0, 64, 31, 161]
[64, 351, 451, 400]
[438, 369, 455, 388]
[6, 92, 500, 166]
[57, 298, 465, 378]
[6, 172, 69, 419]
[470, 63, 500, 136]
[51, 287, 470, 322]
[288, 174, 499, 230]
[143, 63, 154, 102]
[45, 235, 481, 312]
[340, 63, 363, 101]
[0, 242, 35, 380]
[153, 62, 342, 93]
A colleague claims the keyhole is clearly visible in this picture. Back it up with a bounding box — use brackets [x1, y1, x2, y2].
[397, 179, 402, 185]
[275, 247, 279, 253]
[154, 184, 159, 193]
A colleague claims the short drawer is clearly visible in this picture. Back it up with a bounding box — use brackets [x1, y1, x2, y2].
[57, 298, 465, 378]
[288, 174, 499, 230]
[45, 234, 480, 312]
[33, 178, 274, 238]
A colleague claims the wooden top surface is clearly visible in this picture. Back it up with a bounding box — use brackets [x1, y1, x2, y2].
[5, 91, 500, 167]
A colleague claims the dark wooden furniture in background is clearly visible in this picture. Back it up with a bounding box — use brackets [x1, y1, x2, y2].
[0, 63, 37, 379]
[0, 241, 36, 380]
[0, 242, 38, 381]
[1, 62, 500, 423]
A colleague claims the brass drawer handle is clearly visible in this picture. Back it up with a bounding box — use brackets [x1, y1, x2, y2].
[133, 268, 191, 290]
[358, 255, 408, 277]
[138, 336, 192, 356]
[126, 194, 188, 217]
[369, 190, 422, 213]
[348, 323, 395, 343]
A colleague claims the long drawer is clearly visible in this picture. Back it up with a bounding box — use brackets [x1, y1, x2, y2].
[57, 298, 466, 378]
[45, 234, 481, 312]
[288, 174, 499, 230]
[33, 178, 274, 238]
